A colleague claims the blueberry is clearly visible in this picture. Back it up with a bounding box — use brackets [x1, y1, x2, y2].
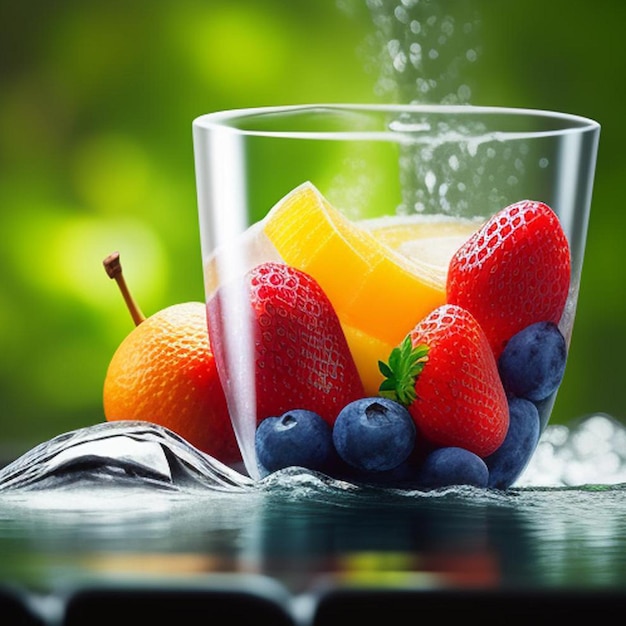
[255, 410, 334, 475]
[332, 397, 416, 472]
[498, 321, 567, 402]
[485, 397, 540, 489]
[416, 447, 489, 489]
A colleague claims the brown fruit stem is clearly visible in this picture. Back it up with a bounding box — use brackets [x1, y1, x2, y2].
[103, 251, 146, 326]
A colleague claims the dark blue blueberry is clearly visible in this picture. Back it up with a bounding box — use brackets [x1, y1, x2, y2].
[498, 321, 567, 402]
[486, 397, 540, 489]
[255, 410, 334, 476]
[416, 447, 489, 489]
[332, 397, 416, 472]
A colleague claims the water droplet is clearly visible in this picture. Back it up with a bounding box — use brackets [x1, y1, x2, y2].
[394, 5, 409, 23]
[410, 19, 421, 34]
[393, 51, 408, 72]
[441, 16, 455, 37]
[409, 42, 422, 67]
[457, 84, 471, 102]
[425, 170, 437, 193]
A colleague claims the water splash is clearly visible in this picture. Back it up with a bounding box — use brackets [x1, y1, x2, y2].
[365, 0, 482, 104]
[0, 415, 624, 500]
[354, 1, 542, 216]
[518, 414, 626, 488]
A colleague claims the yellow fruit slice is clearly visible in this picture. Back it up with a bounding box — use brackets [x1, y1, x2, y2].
[363, 214, 483, 287]
[341, 323, 396, 396]
[263, 183, 446, 346]
[262, 182, 482, 395]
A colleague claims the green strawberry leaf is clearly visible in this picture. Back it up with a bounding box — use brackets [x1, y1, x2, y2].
[378, 335, 429, 407]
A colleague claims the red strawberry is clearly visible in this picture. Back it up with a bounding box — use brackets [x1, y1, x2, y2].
[379, 304, 508, 457]
[207, 261, 364, 427]
[447, 200, 571, 358]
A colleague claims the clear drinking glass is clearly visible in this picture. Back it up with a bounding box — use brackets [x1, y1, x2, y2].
[193, 104, 600, 481]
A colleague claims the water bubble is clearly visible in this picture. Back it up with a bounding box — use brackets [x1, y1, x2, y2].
[410, 19, 421, 34]
[417, 77, 433, 94]
[457, 84, 471, 102]
[387, 37, 400, 56]
[393, 52, 408, 72]
[409, 42, 422, 67]
[425, 170, 437, 193]
[394, 4, 409, 23]
[441, 16, 455, 37]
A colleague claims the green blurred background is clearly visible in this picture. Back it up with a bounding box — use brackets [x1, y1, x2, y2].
[0, 0, 623, 460]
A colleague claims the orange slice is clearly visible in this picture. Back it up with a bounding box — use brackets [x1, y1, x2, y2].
[262, 182, 481, 394]
[363, 214, 482, 287]
[263, 183, 448, 344]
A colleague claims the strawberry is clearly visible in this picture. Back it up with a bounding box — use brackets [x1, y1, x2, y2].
[447, 200, 571, 358]
[379, 304, 509, 457]
[207, 261, 364, 427]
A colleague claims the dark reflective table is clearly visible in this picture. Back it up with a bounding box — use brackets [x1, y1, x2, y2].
[0, 420, 625, 625]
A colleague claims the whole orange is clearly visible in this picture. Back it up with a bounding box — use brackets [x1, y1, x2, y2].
[103, 301, 242, 466]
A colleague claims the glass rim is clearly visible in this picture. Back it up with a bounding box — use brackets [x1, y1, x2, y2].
[192, 103, 600, 141]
